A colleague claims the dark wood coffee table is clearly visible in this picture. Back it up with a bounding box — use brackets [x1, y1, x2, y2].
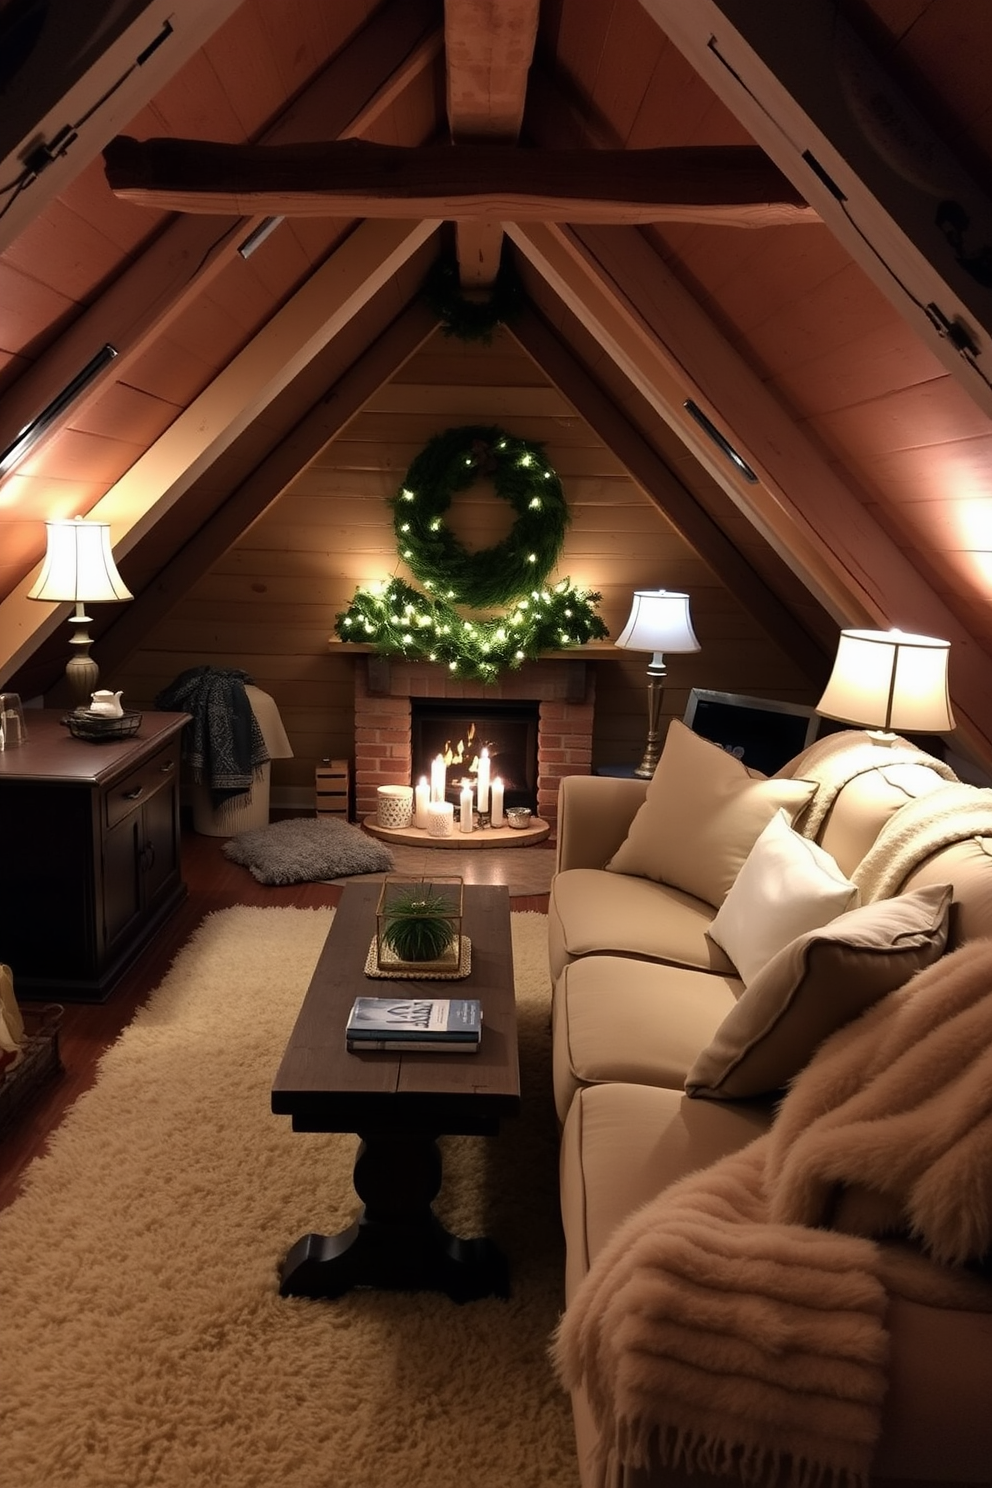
[271, 880, 520, 1302]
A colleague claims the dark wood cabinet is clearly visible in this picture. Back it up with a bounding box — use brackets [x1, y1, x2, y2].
[0, 711, 189, 1001]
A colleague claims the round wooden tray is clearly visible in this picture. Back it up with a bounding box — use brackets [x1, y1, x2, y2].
[363, 815, 549, 849]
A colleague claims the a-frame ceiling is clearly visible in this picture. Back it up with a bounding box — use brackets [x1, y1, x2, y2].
[3, 0, 992, 765]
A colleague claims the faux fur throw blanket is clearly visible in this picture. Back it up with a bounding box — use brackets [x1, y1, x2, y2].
[775, 728, 957, 840]
[553, 938, 992, 1488]
[155, 666, 269, 804]
[852, 780, 992, 902]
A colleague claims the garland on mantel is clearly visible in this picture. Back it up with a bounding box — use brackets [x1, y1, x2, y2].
[334, 425, 608, 683]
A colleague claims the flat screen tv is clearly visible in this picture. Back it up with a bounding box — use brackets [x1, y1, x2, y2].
[682, 688, 818, 776]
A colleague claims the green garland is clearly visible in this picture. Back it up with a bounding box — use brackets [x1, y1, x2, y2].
[335, 575, 607, 683]
[392, 425, 568, 608]
[335, 425, 608, 682]
[422, 255, 523, 343]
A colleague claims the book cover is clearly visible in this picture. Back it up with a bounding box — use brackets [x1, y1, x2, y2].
[345, 997, 482, 1040]
[346, 1037, 481, 1055]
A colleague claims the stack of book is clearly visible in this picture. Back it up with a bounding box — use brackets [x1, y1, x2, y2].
[345, 996, 483, 1053]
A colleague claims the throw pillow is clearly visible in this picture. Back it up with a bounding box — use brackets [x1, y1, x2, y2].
[605, 719, 816, 907]
[223, 816, 394, 884]
[685, 882, 952, 1099]
[706, 809, 859, 985]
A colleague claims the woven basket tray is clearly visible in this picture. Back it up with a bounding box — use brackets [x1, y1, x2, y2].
[62, 709, 142, 741]
[0, 1004, 64, 1134]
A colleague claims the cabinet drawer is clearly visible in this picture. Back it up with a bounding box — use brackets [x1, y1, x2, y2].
[104, 745, 180, 830]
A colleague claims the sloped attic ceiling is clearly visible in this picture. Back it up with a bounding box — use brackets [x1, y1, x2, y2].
[2, 0, 992, 763]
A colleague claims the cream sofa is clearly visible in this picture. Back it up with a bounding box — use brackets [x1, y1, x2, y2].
[549, 720, 992, 1488]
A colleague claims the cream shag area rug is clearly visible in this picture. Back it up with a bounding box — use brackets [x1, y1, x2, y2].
[1, 907, 576, 1488]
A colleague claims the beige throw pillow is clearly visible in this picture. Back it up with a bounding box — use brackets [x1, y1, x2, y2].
[707, 809, 859, 985]
[605, 719, 816, 907]
[685, 882, 952, 1099]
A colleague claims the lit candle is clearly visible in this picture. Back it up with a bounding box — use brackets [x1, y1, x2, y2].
[476, 746, 490, 814]
[459, 781, 474, 833]
[414, 776, 430, 830]
[430, 753, 446, 803]
[426, 800, 454, 838]
[490, 776, 504, 828]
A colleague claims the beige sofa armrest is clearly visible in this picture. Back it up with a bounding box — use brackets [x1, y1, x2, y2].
[555, 773, 648, 872]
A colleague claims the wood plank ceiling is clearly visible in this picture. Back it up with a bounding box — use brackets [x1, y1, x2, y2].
[2, 0, 992, 764]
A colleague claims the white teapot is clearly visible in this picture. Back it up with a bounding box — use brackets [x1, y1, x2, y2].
[90, 689, 124, 718]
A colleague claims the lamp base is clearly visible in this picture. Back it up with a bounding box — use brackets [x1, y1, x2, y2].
[633, 664, 667, 779]
[66, 605, 99, 709]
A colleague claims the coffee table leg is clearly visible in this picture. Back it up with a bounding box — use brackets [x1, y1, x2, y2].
[278, 1130, 509, 1303]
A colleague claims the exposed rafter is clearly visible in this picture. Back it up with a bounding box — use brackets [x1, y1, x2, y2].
[0, 0, 444, 488]
[103, 136, 814, 226]
[640, 0, 992, 419]
[444, 0, 540, 286]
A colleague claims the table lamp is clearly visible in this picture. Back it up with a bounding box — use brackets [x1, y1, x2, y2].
[615, 589, 700, 777]
[816, 628, 954, 743]
[27, 517, 133, 707]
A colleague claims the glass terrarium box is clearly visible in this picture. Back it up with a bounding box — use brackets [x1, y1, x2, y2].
[375, 875, 464, 974]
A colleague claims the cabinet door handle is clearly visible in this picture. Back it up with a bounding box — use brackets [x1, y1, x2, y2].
[160, 760, 175, 774]
[122, 786, 144, 801]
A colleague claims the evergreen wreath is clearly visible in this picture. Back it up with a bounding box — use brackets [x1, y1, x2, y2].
[422, 255, 523, 343]
[393, 424, 568, 608]
[335, 424, 608, 683]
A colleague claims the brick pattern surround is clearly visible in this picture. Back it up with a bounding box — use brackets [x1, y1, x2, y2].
[353, 658, 596, 840]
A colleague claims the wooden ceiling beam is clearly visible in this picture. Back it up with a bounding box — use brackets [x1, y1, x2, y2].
[103, 137, 814, 225]
[640, 0, 992, 421]
[507, 217, 992, 760]
[444, 0, 540, 286]
[509, 302, 829, 681]
[0, 218, 439, 686]
[0, 0, 443, 489]
[0, 0, 244, 253]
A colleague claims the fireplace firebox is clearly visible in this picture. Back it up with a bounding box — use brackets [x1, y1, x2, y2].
[411, 700, 539, 810]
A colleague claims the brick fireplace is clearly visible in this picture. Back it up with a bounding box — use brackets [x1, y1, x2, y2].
[353, 655, 596, 840]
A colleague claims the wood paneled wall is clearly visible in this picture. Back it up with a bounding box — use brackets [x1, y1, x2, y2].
[116, 326, 820, 804]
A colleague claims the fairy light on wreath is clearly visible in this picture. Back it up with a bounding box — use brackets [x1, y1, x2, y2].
[335, 425, 608, 681]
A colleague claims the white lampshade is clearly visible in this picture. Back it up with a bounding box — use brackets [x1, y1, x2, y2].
[28, 517, 132, 603]
[615, 590, 700, 663]
[816, 629, 954, 734]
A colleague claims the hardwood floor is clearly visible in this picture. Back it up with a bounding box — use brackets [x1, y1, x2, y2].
[0, 828, 549, 1214]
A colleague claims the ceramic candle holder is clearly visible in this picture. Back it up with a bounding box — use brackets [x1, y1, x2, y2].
[377, 784, 413, 830]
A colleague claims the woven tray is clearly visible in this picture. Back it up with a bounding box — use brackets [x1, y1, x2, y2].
[0, 1004, 64, 1134]
[364, 936, 472, 980]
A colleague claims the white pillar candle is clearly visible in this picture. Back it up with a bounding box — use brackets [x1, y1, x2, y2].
[426, 800, 455, 838]
[476, 746, 490, 814]
[490, 776, 504, 828]
[430, 753, 446, 803]
[414, 776, 430, 830]
[459, 781, 474, 833]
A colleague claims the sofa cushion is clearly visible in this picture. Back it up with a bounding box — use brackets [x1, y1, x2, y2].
[707, 808, 858, 984]
[559, 1081, 774, 1302]
[548, 867, 736, 983]
[552, 956, 741, 1122]
[605, 718, 816, 907]
[685, 883, 952, 1099]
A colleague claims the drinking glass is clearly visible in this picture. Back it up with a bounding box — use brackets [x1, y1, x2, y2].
[0, 692, 27, 749]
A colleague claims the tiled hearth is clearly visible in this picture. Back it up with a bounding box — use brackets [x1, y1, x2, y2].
[353, 656, 596, 840]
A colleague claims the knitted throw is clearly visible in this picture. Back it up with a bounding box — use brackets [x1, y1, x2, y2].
[155, 666, 269, 804]
[552, 939, 992, 1488]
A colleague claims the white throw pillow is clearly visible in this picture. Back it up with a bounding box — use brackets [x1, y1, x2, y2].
[707, 809, 859, 985]
[605, 719, 816, 908]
